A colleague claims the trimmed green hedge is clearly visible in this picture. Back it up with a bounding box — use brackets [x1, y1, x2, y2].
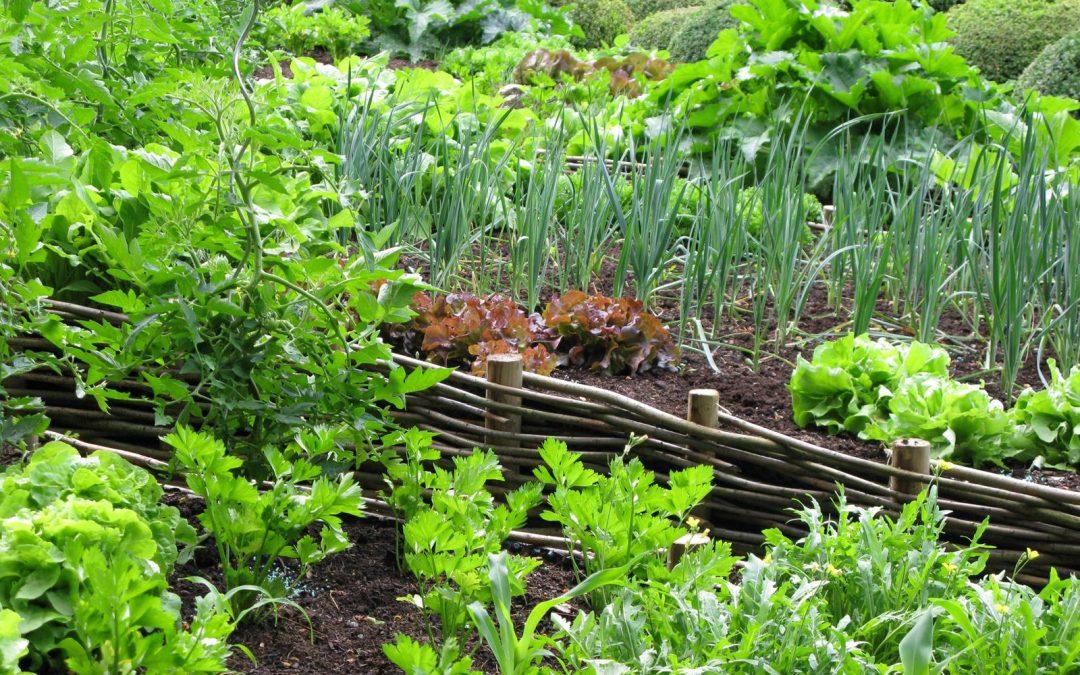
[629, 6, 700, 50]
[627, 0, 699, 19]
[570, 0, 636, 48]
[1017, 31, 1080, 102]
[668, 0, 741, 63]
[947, 0, 1080, 83]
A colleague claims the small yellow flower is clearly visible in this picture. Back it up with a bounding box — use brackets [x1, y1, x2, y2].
[762, 553, 772, 565]
[1026, 548, 1040, 561]
[687, 516, 701, 529]
[938, 460, 955, 471]
[994, 603, 1011, 615]
[826, 563, 843, 577]
[943, 562, 958, 574]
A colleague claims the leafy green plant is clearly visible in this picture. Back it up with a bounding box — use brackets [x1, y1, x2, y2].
[354, 0, 571, 59]
[930, 570, 1080, 672]
[395, 447, 544, 641]
[542, 291, 679, 374]
[255, 3, 372, 60]
[467, 551, 627, 674]
[548, 487, 1078, 673]
[59, 549, 238, 674]
[165, 425, 365, 613]
[0, 442, 195, 568]
[789, 333, 951, 436]
[868, 374, 1011, 464]
[0, 609, 28, 674]
[0, 443, 224, 671]
[534, 439, 712, 591]
[381, 434, 545, 640]
[383, 634, 478, 674]
[1010, 361, 1080, 469]
[653, 0, 1080, 185]
[390, 291, 558, 376]
[760, 489, 987, 661]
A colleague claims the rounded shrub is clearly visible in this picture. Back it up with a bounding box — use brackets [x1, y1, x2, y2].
[946, 0, 1080, 83]
[1017, 31, 1080, 101]
[668, 0, 741, 63]
[627, 0, 699, 19]
[926, 0, 964, 10]
[629, 6, 700, 50]
[570, 0, 635, 48]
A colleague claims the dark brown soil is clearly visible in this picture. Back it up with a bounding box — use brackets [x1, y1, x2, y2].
[166, 492, 578, 674]
[388, 58, 439, 71]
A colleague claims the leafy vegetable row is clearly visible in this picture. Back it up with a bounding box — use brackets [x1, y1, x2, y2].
[790, 333, 1080, 469]
[388, 290, 680, 376]
[380, 436, 1080, 673]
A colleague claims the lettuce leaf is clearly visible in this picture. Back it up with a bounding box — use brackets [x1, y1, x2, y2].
[1010, 361, 1080, 470]
[868, 375, 1011, 465]
[789, 333, 950, 436]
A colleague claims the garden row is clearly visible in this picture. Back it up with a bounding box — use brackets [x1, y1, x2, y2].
[4, 426, 1079, 672]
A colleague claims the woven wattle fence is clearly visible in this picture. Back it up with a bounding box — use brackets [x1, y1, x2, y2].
[370, 353, 1080, 584]
[9, 302, 1080, 584]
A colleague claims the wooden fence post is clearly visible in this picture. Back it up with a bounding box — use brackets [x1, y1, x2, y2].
[486, 354, 523, 449]
[687, 389, 719, 429]
[687, 388, 720, 527]
[668, 532, 710, 569]
[889, 438, 931, 499]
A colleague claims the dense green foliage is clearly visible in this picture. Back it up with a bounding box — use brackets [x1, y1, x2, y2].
[668, 0, 741, 62]
[0, 443, 235, 672]
[946, 0, 1080, 84]
[627, 0, 699, 18]
[384, 445, 1080, 673]
[569, 0, 635, 47]
[789, 333, 950, 436]
[655, 0, 1080, 178]
[255, 4, 371, 60]
[165, 426, 366, 612]
[382, 431, 543, 641]
[552, 487, 1080, 672]
[535, 439, 713, 583]
[355, 0, 573, 59]
[1017, 31, 1080, 102]
[4, 0, 1080, 668]
[792, 334, 1080, 469]
[628, 5, 698, 50]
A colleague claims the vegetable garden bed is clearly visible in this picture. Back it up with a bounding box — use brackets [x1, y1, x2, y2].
[15, 311, 1080, 584]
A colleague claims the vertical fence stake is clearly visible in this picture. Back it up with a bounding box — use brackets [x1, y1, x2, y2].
[687, 389, 720, 429]
[486, 353, 523, 449]
[889, 438, 931, 500]
[821, 204, 836, 227]
[668, 532, 711, 569]
[687, 388, 720, 527]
